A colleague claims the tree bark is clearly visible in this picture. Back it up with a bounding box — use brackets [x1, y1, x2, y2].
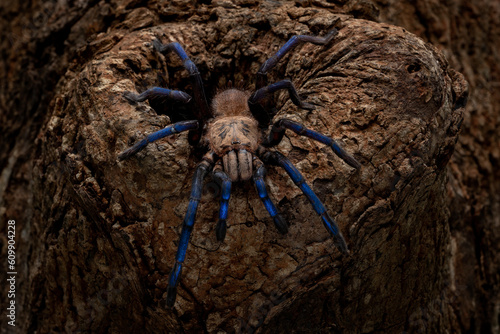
[0, 1, 497, 333]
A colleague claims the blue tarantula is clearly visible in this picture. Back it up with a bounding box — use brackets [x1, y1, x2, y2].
[118, 28, 361, 307]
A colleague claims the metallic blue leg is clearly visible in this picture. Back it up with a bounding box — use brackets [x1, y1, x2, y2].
[118, 120, 198, 161]
[267, 119, 361, 169]
[123, 87, 192, 104]
[249, 79, 315, 111]
[166, 159, 211, 307]
[153, 40, 211, 121]
[250, 29, 338, 127]
[256, 29, 338, 88]
[263, 151, 348, 254]
[253, 160, 288, 234]
[213, 164, 232, 242]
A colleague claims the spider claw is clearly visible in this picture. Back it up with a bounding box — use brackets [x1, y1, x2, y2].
[216, 219, 227, 242]
[332, 234, 350, 255]
[273, 214, 288, 234]
[123, 91, 141, 103]
[166, 286, 177, 308]
[330, 143, 361, 169]
[324, 28, 339, 45]
[152, 38, 166, 53]
[338, 242, 350, 255]
[300, 101, 315, 110]
[118, 139, 146, 161]
[166, 261, 182, 307]
[320, 213, 349, 255]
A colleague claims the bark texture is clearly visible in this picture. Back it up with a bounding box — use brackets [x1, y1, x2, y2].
[0, 1, 497, 333]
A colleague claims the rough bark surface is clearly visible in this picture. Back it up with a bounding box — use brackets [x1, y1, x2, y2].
[0, 1, 497, 333]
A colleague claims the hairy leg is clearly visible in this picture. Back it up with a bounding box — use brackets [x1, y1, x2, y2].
[249, 79, 315, 111]
[123, 87, 192, 104]
[166, 157, 212, 307]
[213, 162, 232, 242]
[253, 157, 288, 234]
[267, 119, 361, 169]
[250, 29, 338, 126]
[262, 150, 349, 254]
[153, 40, 211, 121]
[118, 120, 198, 161]
[256, 29, 338, 89]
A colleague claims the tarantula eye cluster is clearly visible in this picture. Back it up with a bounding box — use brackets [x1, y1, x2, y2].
[118, 29, 361, 307]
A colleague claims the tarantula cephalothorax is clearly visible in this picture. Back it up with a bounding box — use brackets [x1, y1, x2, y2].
[118, 28, 361, 307]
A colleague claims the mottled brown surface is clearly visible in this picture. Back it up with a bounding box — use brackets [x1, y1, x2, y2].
[208, 116, 259, 154]
[0, 1, 498, 333]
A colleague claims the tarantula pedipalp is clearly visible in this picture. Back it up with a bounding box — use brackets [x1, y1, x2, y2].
[118, 29, 361, 307]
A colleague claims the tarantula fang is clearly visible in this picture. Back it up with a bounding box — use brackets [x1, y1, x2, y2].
[118, 28, 361, 307]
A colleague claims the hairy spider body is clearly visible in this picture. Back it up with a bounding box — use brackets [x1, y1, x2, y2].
[207, 89, 260, 181]
[118, 29, 361, 307]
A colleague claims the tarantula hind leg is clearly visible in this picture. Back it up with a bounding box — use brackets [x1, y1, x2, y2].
[166, 158, 212, 307]
[249, 79, 315, 111]
[118, 120, 198, 161]
[253, 158, 288, 234]
[213, 162, 232, 242]
[262, 151, 349, 254]
[123, 87, 192, 104]
[267, 119, 361, 169]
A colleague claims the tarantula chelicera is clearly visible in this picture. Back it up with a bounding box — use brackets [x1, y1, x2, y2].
[118, 29, 361, 307]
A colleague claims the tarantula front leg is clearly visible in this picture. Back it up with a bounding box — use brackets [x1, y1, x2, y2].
[213, 161, 232, 242]
[266, 119, 361, 169]
[250, 29, 338, 126]
[166, 155, 213, 307]
[249, 79, 315, 111]
[253, 158, 288, 234]
[261, 150, 349, 254]
[256, 29, 338, 88]
[118, 120, 198, 161]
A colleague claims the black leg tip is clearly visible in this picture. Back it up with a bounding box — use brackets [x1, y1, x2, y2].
[332, 232, 349, 255]
[117, 146, 137, 161]
[325, 29, 339, 45]
[345, 155, 362, 170]
[336, 239, 350, 256]
[123, 91, 141, 103]
[216, 219, 227, 242]
[179, 91, 193, 104]
[117, 150, 130, 161]
[153, 38, 165, 53]
[166, 286, 177, 308]
[273, 215, 289, 235]
[331, 143, 362, 170]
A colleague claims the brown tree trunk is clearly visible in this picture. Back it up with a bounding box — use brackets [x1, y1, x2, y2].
[0, 1, 497, 333]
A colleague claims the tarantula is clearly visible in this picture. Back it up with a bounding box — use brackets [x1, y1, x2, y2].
[118, 28, 361, 307]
